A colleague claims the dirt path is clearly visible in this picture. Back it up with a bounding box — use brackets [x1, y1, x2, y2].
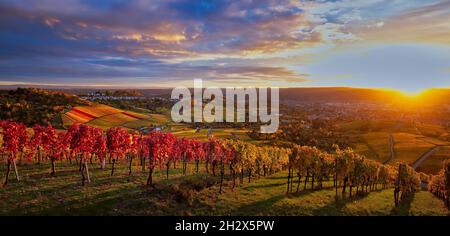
[385, 134, 395, 164]
[412, 146, 440, 169]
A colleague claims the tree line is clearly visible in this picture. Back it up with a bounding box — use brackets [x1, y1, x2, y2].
[0, 120, 290, 194]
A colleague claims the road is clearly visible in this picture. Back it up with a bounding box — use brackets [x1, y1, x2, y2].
[412, 146, 440, 169]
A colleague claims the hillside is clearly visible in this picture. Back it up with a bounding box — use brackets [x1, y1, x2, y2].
[0, 163, 447, 216]
[0, 88, 88, 126]
[342, 120, 450, 174]
[62, 103, 169, 130]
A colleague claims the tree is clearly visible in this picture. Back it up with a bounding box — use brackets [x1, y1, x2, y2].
[93, 129, 107, 169]
[42, 125, 59, 176]
[106, 127, 130, 176]
[70, 124, 98, 185]
[145, 132, 174, 187]
[429, 160, 450, 208]
[394, 162, 420, 206]
[1, 121, 27, 185]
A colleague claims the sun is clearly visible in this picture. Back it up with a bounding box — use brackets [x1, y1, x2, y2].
[395, 88, 435, 106]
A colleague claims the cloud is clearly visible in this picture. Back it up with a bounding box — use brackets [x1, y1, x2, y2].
[0, 0, 449, 88]
[357, 1, 450, 44]
[0, 0, 319, 59]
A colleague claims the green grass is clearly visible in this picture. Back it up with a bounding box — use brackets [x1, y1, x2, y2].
[193, 171, 449, 216]
[122, 119, 157, 129]
[0, 162, 448, 216]
[339, 120, 416, 134]
[86, 117, 126, 129]
[0, 160, 224, 215]
[356, 132, 391, 163]
[172, 128, 251, 141]
[392, 132, 435, 165]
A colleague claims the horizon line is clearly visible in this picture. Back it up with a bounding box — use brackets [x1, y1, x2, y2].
[0, 83, 449, 93]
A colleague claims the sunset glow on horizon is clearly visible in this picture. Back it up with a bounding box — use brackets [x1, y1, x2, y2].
[1, 0, 450, 92]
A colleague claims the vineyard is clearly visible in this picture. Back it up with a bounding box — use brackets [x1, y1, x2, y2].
[0, 120, 449, 215]
[428, 160, 450, 208]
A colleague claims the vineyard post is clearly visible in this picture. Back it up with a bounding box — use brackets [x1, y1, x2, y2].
[81, 160, 86, 186]
[286, 165, 291, 194]
[50, 158, 56, 176]
[146, 144, 154, 187]
[166, 159, 170, 179]
[12, 158, 20, 181]
[342, 176, 348, 198]
[85, 156, 91, 183]
[3, 159, 11, 186]
[111, 156, 116, 176]
[296, 173, 302, 193]
[304, 171, 309, 190]
[101, 154, 106, 169]
[79, 154, 83, 171]
[128, 153, 133, 176]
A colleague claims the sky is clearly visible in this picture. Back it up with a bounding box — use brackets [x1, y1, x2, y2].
[0, 0, 449, 93]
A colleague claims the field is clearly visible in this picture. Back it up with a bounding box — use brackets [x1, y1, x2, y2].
[391, 132, 436, 165]
[339, 120, 417, 134]
[354, 132, 391, 163]
[172, 128, 251, 141]
[61, 104, 170, 130]
[0, 161, 448, 216]
[416, 123, 449, 138]
[343, 120, 450, 174]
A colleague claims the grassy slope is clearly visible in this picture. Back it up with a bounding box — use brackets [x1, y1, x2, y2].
[193, 171, 448, 216]
[0, 162, 447, 216]
[356, 132, 391, 163]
